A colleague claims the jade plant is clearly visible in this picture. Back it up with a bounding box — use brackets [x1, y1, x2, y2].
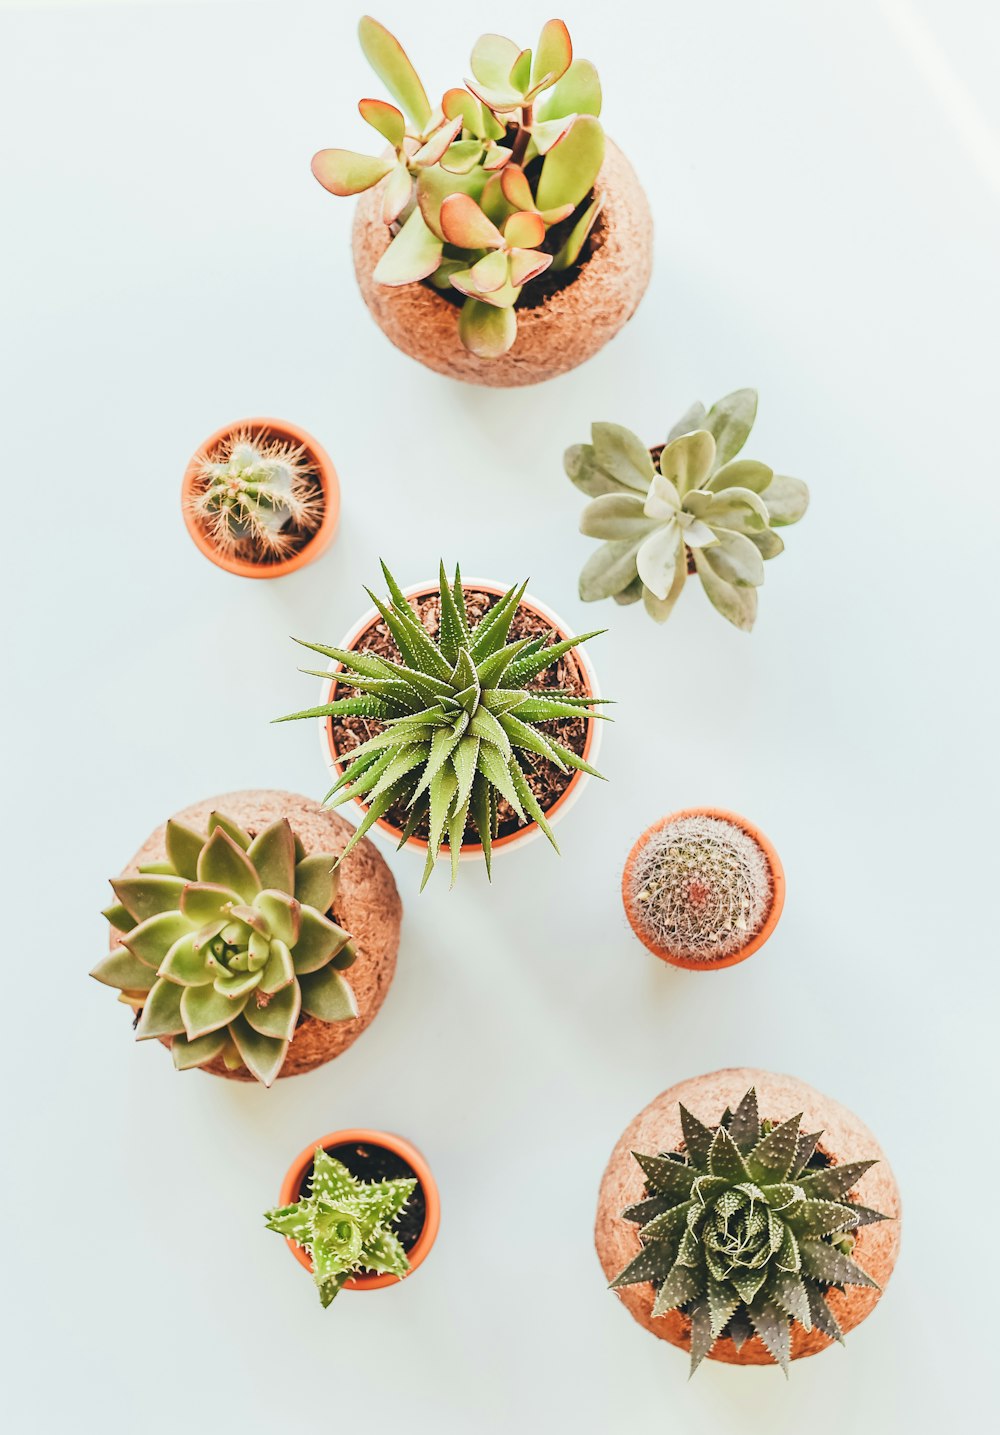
[612, 1087, 888, 1374]
[91, 813, 358, 1086]
[566, 390, 809, 630]
[264, 1148, 416, 1307]
[312, 16, 606, 358]
[188, 429, 322, 559]
[628, 815, 772, 963]
[278, 561, 608, 886]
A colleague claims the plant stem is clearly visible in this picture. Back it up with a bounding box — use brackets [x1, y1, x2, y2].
[510, 105, 533, 167]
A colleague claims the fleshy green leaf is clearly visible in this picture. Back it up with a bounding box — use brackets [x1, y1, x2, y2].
[702, 388, 758, 467]
[90, 946, 158, 992]
[243, 981, 301, 1042]
[373, 207, 443, 286]
[536, 115, 604, 212]
[310, 148, 394, 197]
[458, 298, 517, 358]
[299, 966, 359, 1023]
[171, 1028, 228, 1071]
[197, 830, 261, 903]
[165, 820, 204, 880]
[111, 875, 187, 925]
[536, 58, 602, 120]
[761, 473, 810, 526]
[134, 977, 185, 1040]
[230, 1014, 288, 1086]
[247, 820, 296, 896]
[357, 15, 431, 129]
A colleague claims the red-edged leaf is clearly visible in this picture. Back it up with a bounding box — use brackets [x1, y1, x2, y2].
[503, 210, 545, 249]
[508, 247, 552, 286]
[500, 164, 534, 211]
[531, 19, 572, 90]
[381, 163, 412, 224]
[373, 207, 443, 285]
[358, 97, 405, 149]
[439, 192, 505, 249]
[458, 297, 518, 358]
[470, 248, 510, 293]
[412, 115, 462, 167]
[310, 148, 393, 197]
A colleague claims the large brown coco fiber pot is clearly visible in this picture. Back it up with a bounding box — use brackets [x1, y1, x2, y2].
[109, 790, 401, 1081]
[352, 140, 652, 387]
[595, 1068, 901, 1367]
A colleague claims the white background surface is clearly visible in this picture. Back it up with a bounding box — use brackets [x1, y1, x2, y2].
[3, 1, 998, 1430]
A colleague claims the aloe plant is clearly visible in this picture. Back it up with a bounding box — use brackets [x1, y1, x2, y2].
[277, 561, 608, 887]
[567, 390, 809, 630]
[92, 813, 358, 1086]
[312, 16, 607, 358]
[188, 429, 322, 559]
[611, 1087, 888, 1374]
[264, 1148, 416, 1307]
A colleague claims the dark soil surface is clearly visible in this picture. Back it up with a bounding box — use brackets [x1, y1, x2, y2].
[329, 588, 593, 842]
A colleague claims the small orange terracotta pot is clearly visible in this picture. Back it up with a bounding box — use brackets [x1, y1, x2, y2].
[595, 1068, 901, 1367]
[352, 139, 652, 388]
[182, 417, 340, 579]
[318, 579, 602, 862]
[278, 1129, 440, 1291]
[621, 808, 785, 971]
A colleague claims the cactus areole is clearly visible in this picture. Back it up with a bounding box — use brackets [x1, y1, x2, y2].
[315, 18, 651, 382]
[182, 418, 340, 578]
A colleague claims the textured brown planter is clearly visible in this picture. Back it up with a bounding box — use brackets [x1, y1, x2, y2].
[108, 789, 401, 1080]
[352, 139, 652, 387]
[595, 1068, 901, 1367]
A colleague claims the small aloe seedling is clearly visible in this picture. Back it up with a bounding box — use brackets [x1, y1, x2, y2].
[612, 1087, 889, 1374]
[92, 813, 358, 1086]
[312, 17, 607, 358]
[277, 561, 609, 887]
[189, 429, 323, 559]
[567, 390, 809, 630]
[264, 1148, 416, 1306]
[628, 815, 773, 964]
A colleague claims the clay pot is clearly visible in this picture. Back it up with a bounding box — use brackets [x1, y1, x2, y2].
[318, 579, 602, 862]
[595, 1068, 901, 1366]
[278, 1129, 440, 1291]
[108, 789, 401, 1080]
[622, 809, 785, 971]
[352, 140, 652, 387]
[182, 417, 340, 578]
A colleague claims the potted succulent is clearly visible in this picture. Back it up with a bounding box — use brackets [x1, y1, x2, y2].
[278, 562, 608, 886]
[312, 16, 652, 385]
[595, 1069, 901, 1374]
[566, 389, 809, 630]
[182, 418, 340, 578]
[622, 809, 785, 970]
[91, 790, 401, 1085]
[266, 1129, 440, 1306]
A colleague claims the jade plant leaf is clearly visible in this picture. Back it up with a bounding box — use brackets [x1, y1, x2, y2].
[357, 15, 431, 130]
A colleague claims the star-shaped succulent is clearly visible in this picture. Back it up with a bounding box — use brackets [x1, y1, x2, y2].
[611, 1087, 888, 1374]
[264, 1148, 416, 1307]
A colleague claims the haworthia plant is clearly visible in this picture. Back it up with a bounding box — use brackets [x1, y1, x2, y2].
[566, 390, 809, 630]
[612, 1087, 888, 1375]
[189, 429, 323, 559]
[92, 813, 358, 1086]
[264, 1148, 416, 1307]
[312, 17, 607, 358]
[277, 561, 609, 887]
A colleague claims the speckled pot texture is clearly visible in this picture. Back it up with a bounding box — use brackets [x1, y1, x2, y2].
[108, 789, 402, 1080]
[352, 139, 652, 387]
[595, 1068, 901, 1367]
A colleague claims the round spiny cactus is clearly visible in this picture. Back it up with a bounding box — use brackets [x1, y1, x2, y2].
[627, 814, 773, 963]
[611, 1087, 890, 1374]
[92, 811, 358, 1086]
[190, 428, 324, 559]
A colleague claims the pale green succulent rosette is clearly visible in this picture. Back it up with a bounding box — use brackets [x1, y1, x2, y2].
[264, 1148, 416, 1307]
[312, 17, 608, 358]
[567, 389, 810, 630]
[612, 1088, 888, 1375]
[92, 813, 358, 1086]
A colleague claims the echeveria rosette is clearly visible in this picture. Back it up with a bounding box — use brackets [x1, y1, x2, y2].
[92, 813, 358, 1086]
[264, 1148, 416, 1307]
[311, 17, 606, 358]
[279, 561, 608, 888]
[611, 1088, 889, 1375]
[567, 390, 810, 630]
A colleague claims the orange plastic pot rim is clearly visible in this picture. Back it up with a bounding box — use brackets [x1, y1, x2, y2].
[181, 416, 340, 579]
[621, 807, 785, 971]
[323, 579, 601, 855]
[277, 1129, 440, 1292]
